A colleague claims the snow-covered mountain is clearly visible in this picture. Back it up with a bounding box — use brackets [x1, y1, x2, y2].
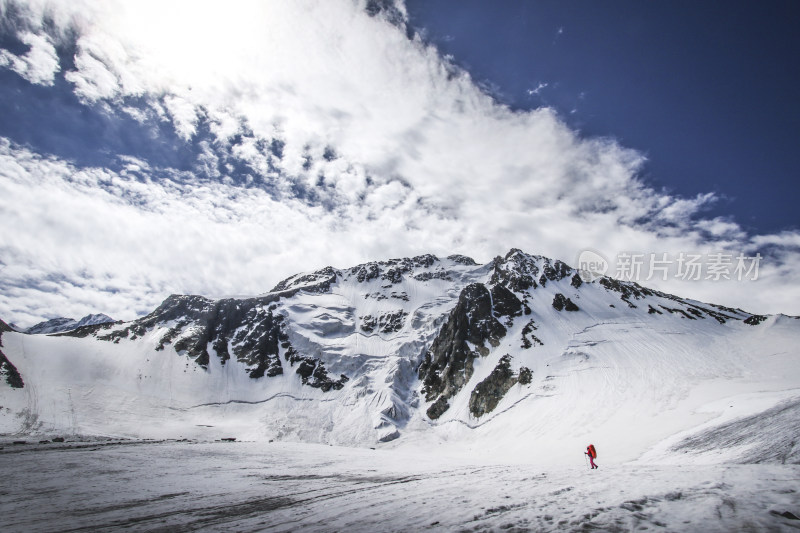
[23, 313, 115, 335]
[1, 249, 798, 465]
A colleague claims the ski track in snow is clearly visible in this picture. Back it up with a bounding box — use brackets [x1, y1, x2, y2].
[1, 440, 799, 533]
[177, 392, 340, 410]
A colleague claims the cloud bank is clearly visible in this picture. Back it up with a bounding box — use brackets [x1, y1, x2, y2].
[1, 0, 799, 326]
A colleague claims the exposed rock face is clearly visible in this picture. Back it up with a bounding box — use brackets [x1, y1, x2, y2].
[552, 293, 579, 312]
[490, 249, 539, 292]
[346, 254, 440, 287]
[287, 347, 349, 391]
[0, 321, 24, 388]
[0, 351, 23, 388]
[469, 354, 518, 418]
[361, 310, 408, 334]
[598, 277, 737, 323]
[447, 254, 477, 266]
[659, 305, 697, 320]
[62, 294, 347, 390]
[354, 263, 381, 283]
[521, 319, 543, 349]
[542, 260, 573, 283]
[599, 277, 654, 309]
[418, 283, 517, 419]
[413, 270, 452, 282]
[47, 253, 485, 400]
[378, 429, 400, 443]
[744, 315, 767, 325]
[426, 397, 450, 420]
[271, 266, 339, 294]
[490, 284, 523, 324]
[93, 295, 287, 376]
[418, 253, 590, 420]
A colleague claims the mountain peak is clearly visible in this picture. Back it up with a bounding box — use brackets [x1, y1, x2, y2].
[24, 313, 115, 335]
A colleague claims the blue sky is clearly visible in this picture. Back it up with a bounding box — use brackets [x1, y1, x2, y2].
[1, 0, 799, 326]
[406, 0, 800, 234]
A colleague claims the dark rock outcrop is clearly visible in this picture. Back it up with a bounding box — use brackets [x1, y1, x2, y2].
[490, 284, 523, 322]
[271, 266, 339, 294]
[361, 310, 408, 334]
[413, 270, 452, 282]
[521, 319, 543, 349]
[0, 349, 24, 388]
[382, 267, 405, 284]
[447, 254, 477, 266]
[490, 249, 539, 292]
[744, 314, 767, 326]
[552, 293, 579, 312]
[419, 283, 512, 419]
[347, 254, 440, 286]
[599, 277, 654, 308]
[597, 276, 738, 323]
[354, 263, 381, 283]
[426, 397, 450, 419]
[0, 324, 24, 388]
[542, 260, 573, 282]
[469, 355, 518, 418]
[68, 294, 346, 390]
[287, 347, 349, 391]
[659, 305, 697, 320]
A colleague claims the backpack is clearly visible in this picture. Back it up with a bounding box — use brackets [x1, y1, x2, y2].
[588, 444, 597, 458]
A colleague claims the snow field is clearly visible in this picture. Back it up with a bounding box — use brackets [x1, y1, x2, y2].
[1, 440, 798, 532]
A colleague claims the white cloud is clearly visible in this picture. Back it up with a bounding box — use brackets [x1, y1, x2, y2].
[2, 0, 800, 324]
[0, 139, 450, 326]
[527, 82, 548, 96]
[751, 232, 800, 250]
[163, 94, 200, 141]
[0, 31, 59, 85]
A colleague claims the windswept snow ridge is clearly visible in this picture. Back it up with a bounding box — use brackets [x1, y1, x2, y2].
[1, 249, 799, 465]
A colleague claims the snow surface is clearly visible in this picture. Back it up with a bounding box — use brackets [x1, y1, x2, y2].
[1, 439, 798, 532]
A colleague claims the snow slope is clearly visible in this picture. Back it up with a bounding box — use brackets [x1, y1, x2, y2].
[1, 249, 798, 466]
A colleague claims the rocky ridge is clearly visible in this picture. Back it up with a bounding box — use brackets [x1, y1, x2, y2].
[24, 314, 115, 335]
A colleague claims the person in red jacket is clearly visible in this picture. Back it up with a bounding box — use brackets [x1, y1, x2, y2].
[586, 444, 598, 469]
